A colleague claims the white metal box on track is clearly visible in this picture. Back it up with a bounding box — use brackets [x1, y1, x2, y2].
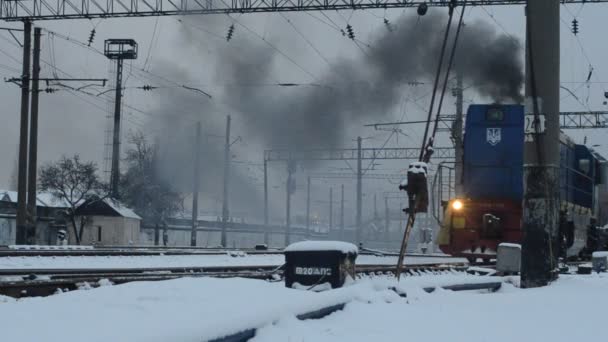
[496, 243, 521, 274]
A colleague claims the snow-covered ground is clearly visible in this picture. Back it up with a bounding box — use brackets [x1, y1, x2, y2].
[1, 273, 607, 342]
[0, 254, 465, 269]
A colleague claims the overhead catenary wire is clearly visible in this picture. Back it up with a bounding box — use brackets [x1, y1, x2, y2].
[1, 25, 200, 132]
[479, 6, 522, 48]
[142, 17, 160, 71]
[279, 13, 335, 74]
[40, 19, 325, 106]
[430, 6, 466, 141]
[306, 11, 372, 48]
[225, 13, 318, 82]
[561, 4, 607, 95]
[418, 2, 457, 162]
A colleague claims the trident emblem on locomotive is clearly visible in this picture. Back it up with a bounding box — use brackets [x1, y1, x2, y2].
[486, 128, 502, 146]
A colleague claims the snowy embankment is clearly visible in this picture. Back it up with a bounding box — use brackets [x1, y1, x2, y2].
[1, 274, 607, 342]
[0, 254, 465, 269]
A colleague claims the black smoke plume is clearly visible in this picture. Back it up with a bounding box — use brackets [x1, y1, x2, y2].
[215, 10, 524, 150]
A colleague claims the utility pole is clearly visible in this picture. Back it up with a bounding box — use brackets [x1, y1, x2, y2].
[104, 39, 138, 199]
[285, 160, 295, 246]
[264, 159, 268, 227]
[340, 184, 345, 240]
[25, 27, 41, 244]
[221, 115, 231, 247]
[16, 21, 31, 245]
[306, 176, 311, 237]
[374, 193, 378, 219]
[356, 136, 362, 245]
[191, 122, 201, 247]
[453, 71, 464, 196]
[329, 187, 333, 231]
[521, 0, 560, 288]
[384, 197, 389, 242]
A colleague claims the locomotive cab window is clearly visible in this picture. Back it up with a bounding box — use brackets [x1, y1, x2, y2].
[578, 159, 590, 174]
[486, 108, 504, 121]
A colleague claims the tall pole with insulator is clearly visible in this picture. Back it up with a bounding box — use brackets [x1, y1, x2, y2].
[16, 21, 31, 245]
[521, 0, 560, 288]
[110, 58, 123, 198]
[104, 39, 138, 199]
[26, 27, 41, 244]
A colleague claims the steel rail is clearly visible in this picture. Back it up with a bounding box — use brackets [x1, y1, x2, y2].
[0, 262, 469, 297]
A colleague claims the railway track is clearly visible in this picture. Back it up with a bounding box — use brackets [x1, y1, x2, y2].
[0, 262, 471, 298]
[0, 245, 456, 258]
[0, 247, 283, 257]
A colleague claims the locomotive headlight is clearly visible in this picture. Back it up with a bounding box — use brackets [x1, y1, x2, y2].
[452, 199, 464, 211]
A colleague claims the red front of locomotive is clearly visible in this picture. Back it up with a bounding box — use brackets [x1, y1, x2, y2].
[437, 198, 523, 260]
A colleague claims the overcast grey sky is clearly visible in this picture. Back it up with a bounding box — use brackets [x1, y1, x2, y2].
[0, 3, 607, 222]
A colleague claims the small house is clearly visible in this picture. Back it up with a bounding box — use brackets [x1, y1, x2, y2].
[0, 190, 68, 245]
[73, 198, 141, 245]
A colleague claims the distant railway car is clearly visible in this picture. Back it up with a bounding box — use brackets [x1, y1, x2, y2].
[437, 104, 608, 261]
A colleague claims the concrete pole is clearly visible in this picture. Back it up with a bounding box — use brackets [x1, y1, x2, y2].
[356, 137, 362, 245]
[340, 184, 345, 240]
[329, 187, 333, 231]
[521, 0, 560, 288]
[453, 71, 464, 196]
[16, 21, 31, 245]
[190, 122, 201, 247]
[306, 176, 311, 237]
[26, 27, 41, 244]
[221, 115, 231, 247]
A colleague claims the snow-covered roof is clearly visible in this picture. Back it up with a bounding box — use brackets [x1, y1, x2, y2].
[0, 190, 17, 203]
[284, 241, 358, 254]
[103, 199, 141, 220]
[0, 189, 69, 208]
[35, 192, 70, 208]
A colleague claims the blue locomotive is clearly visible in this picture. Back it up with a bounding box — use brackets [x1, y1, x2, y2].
[438, 104, 608, 260]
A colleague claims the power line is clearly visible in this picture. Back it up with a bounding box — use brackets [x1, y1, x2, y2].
[279, 13, 334, 73]
[142, 17, 160, 71]
[176, 18, 226, 41]
[226, 14, 318, 82]
[479, 6, 522, 48]
[560, 5, 607, 95]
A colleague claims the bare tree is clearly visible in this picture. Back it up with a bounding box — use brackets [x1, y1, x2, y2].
[121, 132, 183, 244]
[39, 155, 107, 244]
